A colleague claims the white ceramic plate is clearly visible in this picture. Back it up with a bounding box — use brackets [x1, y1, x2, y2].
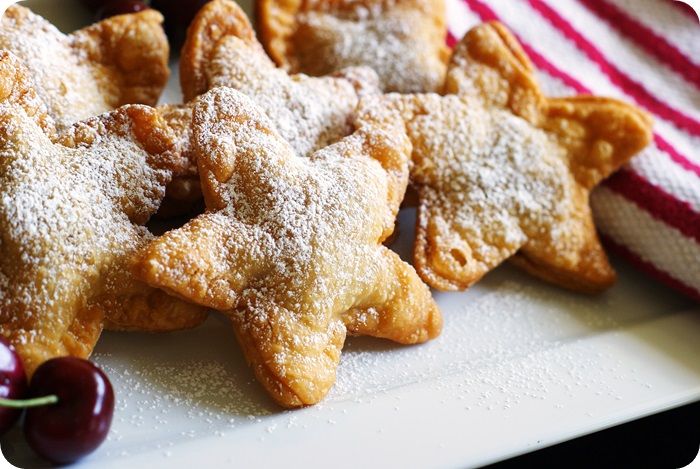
[1, 1, 699, 467]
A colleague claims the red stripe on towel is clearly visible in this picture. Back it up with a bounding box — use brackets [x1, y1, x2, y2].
[605, 169, 700, 244]
[653, 135, 700, 179]
[578, 0, 700, 88]
[526, 0, 700, 136]
[462, 0, 497, 21]
[461, 0, 700, 178]
[601, 234, 700, 302]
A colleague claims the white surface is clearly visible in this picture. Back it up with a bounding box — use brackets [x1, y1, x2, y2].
[1, 1, 699, 467]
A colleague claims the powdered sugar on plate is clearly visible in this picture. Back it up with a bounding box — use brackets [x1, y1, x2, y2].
[66, 209, 689, 447]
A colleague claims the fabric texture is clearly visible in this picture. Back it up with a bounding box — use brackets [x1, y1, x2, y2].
[445, 0, 700, 300]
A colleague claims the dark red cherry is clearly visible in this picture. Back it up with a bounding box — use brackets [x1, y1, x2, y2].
[0, 336, 27, 435]
[96, 0, 149, 20]
[24, 357, 114, 465]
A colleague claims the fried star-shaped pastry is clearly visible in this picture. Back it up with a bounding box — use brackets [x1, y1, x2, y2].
[358, 22, 653, 292]
[0, 52, 206, 374]
[158, 0, 381, 215]
[182, 0, 379, 155]
[257, 0, 450, 93]
[134, 88, 441, 407]
[1, 5, 169, 133]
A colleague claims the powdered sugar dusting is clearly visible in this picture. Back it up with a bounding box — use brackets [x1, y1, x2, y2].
[0, 6, 111, 132]
[207, 37, 378, 157]
[137, 88, 438, 404]
[191, 88, 390, 393]
[0, 103, 172, 371]
[51, 243, 684, 464]
[293, 0, 447, 92]
[332, 275, 621, 399]
[417, 96, 581, 259]
[359, 92, 586, 284]
[95, 352, 274, 452]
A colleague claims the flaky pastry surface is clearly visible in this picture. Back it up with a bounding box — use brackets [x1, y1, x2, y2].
[134, 88, 441, 407]
[182, 0, 380, 156]
[257, 0, 449, 92]
[0, 53, 206, 373]
[359, 22, 653, 293]
[0, 5, 169, 132]
[162, 0, 381, 213]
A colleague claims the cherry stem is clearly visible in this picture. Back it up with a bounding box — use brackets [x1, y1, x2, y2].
[0, 395, 59, 408]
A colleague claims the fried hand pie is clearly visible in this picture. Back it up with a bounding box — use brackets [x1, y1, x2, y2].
[0, 5, 169, 132]
[0, 52, 206, 373]
[134, 88, 441, 407]
[257, 0, 450, 92]
[358, 22, 653, 292]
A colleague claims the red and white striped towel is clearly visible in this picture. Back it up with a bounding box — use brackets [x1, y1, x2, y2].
[445, 0, 700, 301]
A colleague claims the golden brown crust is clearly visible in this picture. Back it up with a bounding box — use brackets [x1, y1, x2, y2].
[445, 21, 544, 123]
[71, 9, 170, 108]
[180, 0, 381, 153]
[257, 0, 450, 92]
[361, 22, 652, 293]
[100, 283, 209, 332]
[256, 0, 300, 68]
[180, 0, 256, 101]
[448, 23, 652, 189]
[0, 5, 169, 132]
[230, 316, 316, 407]
[0, 51, 55, 135]
[509, 233, 617, 294]
[544, 96, 654, 189]
[63, 304, 105, 366]
[171, 0, 382, 219]
[0, 58, 206, 372]
[133, 88, 440, 407]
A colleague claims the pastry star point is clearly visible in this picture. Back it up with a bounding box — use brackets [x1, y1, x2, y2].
[362, 21, 653, 293]
[0, 55, 206, 373]
[135, 87, 441, 407]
